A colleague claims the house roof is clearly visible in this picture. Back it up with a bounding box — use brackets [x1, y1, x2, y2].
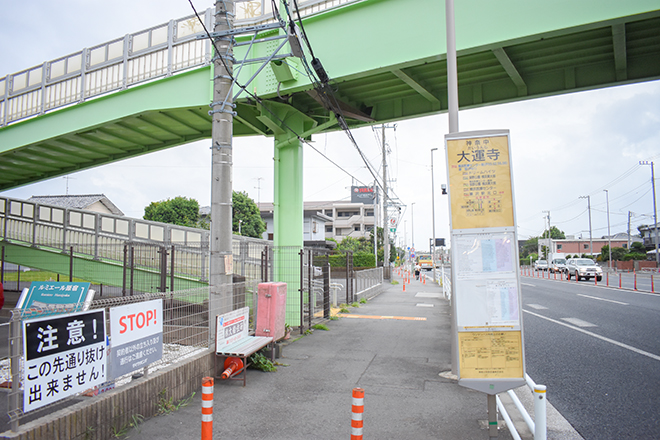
[27, 194, 124, 216]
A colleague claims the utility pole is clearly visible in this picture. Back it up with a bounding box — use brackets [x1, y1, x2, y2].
[604, 190, 611, 269]
[579, 195, 593, 257]
[431, 147, 438, 283]
[639, 161, 659, 266]
[411, 202, 416, 250]
[381, 124, 389, 278]
[543, 210, 550, 259]
[209, 0, 235, 328]
[373, 182, 378, 267]
[628, 211, 632, 250]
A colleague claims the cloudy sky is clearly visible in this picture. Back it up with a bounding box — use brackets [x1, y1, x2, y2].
[1, 0, 659, 252]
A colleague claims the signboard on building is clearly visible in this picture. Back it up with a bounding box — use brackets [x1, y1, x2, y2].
[109, 299, 163, 378]
[22, 309, 106, 412]
[445, 129, 525, 395]
[17, 281, 93, 313]
[351, 186, 378, 204]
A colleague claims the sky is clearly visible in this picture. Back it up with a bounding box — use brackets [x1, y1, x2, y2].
[1, 0, 659, 253]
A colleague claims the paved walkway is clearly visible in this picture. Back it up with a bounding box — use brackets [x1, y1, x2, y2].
[119, 272, 582, 439]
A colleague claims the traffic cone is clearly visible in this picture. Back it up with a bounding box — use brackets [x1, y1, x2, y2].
[221, 357, 244, 379]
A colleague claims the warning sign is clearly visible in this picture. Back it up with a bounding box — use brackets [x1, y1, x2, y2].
[22, 310, 106, 412]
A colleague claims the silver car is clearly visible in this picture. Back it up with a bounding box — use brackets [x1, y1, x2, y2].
[566, 258, 603, 281]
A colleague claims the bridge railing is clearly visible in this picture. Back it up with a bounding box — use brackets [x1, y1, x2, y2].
[0, 0, 360, 128]
[0, 196, 210, 282]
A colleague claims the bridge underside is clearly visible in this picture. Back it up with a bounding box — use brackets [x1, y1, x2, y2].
[0, 3, 659, 190]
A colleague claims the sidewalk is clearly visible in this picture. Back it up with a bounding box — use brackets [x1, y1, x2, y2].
[124, 272, 580, 440]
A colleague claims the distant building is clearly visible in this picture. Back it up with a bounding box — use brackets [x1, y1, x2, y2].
[638, 223, 660, 250]
[539, 233, 643, 257]
[259, 200, 377, 243]
[27, 194, 124, 216]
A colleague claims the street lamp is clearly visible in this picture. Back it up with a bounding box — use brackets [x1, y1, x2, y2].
[604, 190, 611, 269]
[431, 147, 438, 283]
[579, 195, 593, 257]
[639, 161, 659, 266]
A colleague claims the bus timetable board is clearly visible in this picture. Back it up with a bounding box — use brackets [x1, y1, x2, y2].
[445, 129, 525, 395]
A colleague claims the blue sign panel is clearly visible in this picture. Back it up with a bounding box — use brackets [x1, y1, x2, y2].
[18, 282, 92, 313]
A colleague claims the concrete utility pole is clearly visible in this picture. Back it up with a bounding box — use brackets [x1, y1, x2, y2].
[431, 147, 438, 283]
[381, 124, 394, 279]
[579, 195, 593, 257]
[209, 0, 235, 330]
[640, 161, 659, 266]
[604, 190, 612, 269]
[543, 210, 550, 258]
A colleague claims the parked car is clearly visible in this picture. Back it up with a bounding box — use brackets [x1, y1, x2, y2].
[565, 258, 603, 281]
[534, 260, 548, 271]
[549, 257, 567, 274]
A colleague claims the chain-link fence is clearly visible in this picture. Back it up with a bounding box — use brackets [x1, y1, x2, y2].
[1, 236, 384, 433]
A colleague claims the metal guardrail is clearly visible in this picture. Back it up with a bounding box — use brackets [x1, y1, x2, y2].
[0, 0, 361, 128]
[497, 374, 547, 440]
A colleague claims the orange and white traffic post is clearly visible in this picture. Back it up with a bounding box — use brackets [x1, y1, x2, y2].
[201, 377, 214, 440]
[351, 387, 365, 440]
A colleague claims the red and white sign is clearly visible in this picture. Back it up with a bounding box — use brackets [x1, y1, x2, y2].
[110, 299, 162, 346]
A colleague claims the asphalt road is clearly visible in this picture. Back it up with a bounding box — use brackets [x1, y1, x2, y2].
[521, 277, 660, 439]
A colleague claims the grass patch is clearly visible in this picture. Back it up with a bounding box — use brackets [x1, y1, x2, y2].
[248, 352, 277, 372]
[157, 389, 195, 415]
[2, 270, 88, 283]
[359, 298, 367, 304]
[351, 302, 360, 308]
[391, 280, 399, 285]
[312, 323, 329, 331]
[329, 315, 339, 321]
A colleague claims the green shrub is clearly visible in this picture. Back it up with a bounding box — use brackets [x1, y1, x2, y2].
[353, 252, 376, 267]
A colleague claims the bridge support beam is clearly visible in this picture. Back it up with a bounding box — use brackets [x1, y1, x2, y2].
[259, 101, 320, 325]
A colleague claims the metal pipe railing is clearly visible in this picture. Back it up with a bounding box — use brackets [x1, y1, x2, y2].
[496, 373, 547, 440]
[0, 0, 361, 128]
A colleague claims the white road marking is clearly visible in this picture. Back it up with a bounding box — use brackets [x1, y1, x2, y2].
[561, 317, 597, 328]
[524, 309, 660, 362]
[416, 303, 434, 308]
[415, 292, 442, 299]
[526, 304, 548, 310]
[521, 283, 536, 287]
[577, 294, 628, 305]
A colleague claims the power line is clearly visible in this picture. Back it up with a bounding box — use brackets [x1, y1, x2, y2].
[187, 0, 380, 192]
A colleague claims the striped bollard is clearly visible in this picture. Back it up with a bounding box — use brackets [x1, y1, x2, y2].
[202, 377, 214, 440]
[351, 387, 365, 440]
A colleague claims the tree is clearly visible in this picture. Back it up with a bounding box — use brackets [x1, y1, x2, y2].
[630, 242, 646, 253]
[232, 191, 266, 239]
[541, 226, 566, 239]
[144, 196, 200, 227]
[522, 237, 539, 258]
[600, 245, 627, 262]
